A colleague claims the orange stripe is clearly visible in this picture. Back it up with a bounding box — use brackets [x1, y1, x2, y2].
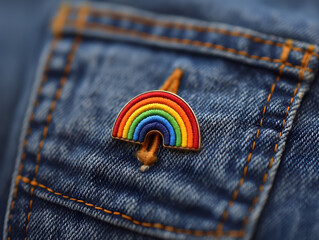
[118, 97, 194, 148]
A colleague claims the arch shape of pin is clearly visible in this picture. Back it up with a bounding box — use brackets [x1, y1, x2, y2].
[112, 90, 201, 150]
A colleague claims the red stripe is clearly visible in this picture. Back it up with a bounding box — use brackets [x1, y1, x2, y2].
[112, 91, 199, 149]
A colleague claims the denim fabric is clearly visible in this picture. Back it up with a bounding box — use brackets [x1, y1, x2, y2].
[2, 1, 319, 240]
[100, 0, 319, 45]
[254, 63, 319, 239]
[0, 0, 62, 235]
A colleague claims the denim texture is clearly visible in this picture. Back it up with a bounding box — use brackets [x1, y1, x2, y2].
[0, 0, 62, 233]
[2, 1, 319, 240]
[254, 60, 319, 239]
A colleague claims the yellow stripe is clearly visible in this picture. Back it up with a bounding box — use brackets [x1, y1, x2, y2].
[122, 103, 188, 147]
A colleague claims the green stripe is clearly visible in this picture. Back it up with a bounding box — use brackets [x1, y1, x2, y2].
[128, 109, 181, 146]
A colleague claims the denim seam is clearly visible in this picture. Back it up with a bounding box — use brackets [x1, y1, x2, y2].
[79, 7, 319, 58]
[242, 46, 315, 232]
[7, 5, 74, 239]
[23, 5, 90, 240]
[17, 175, 245, 238]
[216, 41, 314, 238]
[216, 40, 293, 235]
[23, 36, 80, 239]
[65, 20, 314, 73]
[6, 37, 61, 240]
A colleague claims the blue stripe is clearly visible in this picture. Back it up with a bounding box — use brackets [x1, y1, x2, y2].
[133, 115, 176, 146]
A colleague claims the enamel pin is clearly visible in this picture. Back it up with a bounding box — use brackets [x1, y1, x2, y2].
[111, 69, 201, 171]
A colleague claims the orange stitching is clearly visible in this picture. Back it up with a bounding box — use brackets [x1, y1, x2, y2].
[216, 40, 293, 234]
[24, 187, 34, 240]
[66, 21, 314, 73]
[23, 5, 90, 240]
[298, 46, 315, 81]
[17, 175, 244, 238]
[241, 45, 315, 227]
[10, 5, 71, 239]
[86, 8, 319, 58]
[51, 4, 71, 35]
[6, 37, 60, 240]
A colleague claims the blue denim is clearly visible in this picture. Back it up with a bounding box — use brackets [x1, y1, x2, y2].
[0, 0, 62, 235]
[255, 62, 319, 239]
[1, 1, 319, 240]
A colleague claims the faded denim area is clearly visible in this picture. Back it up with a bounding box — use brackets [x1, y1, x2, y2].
[2, 1, 319, 240]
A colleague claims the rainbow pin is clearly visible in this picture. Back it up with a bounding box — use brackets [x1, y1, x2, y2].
[112, 69, 201, 171]
[112, 90, 201, 150]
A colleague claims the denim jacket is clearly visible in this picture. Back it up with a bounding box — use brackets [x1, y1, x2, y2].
[1, 1, 319, 239]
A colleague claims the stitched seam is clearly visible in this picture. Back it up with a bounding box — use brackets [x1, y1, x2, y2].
[24, 187, 34, 240]
[241, 45, 315, 228]
[17, 175, 244, 238]
[6, 37, 60, 240]
[65, 20, 314, 73]
[23, 6, 90, 239]
[216, 40, 293, 234]
[24, 36, 79, 238]
[9, 5, 71, 239]
[84, 7, 319, 58]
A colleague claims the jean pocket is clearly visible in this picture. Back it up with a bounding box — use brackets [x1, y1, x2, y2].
[5, 2, 319, 240]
